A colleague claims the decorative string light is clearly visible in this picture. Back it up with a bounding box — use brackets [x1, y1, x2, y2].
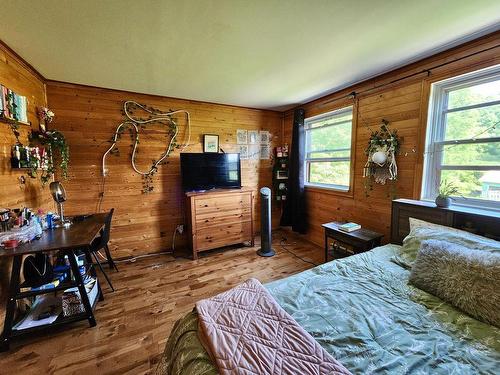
[97, 100, 192, 210]
[102, 101, 191, 176]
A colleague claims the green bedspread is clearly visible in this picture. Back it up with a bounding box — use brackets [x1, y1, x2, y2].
[156, 244, 500, 375]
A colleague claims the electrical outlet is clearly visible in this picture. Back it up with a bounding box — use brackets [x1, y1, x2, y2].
[176, 224, 184, 234]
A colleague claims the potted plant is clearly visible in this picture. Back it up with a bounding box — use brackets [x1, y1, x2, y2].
[435, 180, 459, 208]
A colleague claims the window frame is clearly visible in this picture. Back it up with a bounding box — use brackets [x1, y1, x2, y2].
[304, 106, 354, 192]
[422, 64, 500, 211]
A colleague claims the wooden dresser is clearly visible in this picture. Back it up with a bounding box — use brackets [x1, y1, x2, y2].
[185, 188, 254, 259]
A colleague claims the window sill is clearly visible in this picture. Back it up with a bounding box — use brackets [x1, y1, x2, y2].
[421, 198, 500, 215]
[305, 184, 354, 198]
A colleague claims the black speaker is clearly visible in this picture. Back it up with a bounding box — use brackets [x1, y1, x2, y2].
[257, 187, 275, 257]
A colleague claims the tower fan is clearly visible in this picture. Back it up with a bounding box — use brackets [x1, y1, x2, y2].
[257, 187, 275, 257]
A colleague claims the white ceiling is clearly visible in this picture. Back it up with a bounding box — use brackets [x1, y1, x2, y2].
[1, 1, 499, 111]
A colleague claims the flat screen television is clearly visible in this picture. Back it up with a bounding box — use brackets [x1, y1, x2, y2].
[180, 153, 241, 191]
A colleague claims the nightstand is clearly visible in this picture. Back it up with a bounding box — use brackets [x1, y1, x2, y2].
[322, 222, 383, 262]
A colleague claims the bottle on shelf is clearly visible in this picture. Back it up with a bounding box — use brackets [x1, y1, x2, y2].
[11, 145, 21, 168]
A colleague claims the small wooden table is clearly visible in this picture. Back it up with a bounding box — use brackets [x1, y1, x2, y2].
[322, 222, 383, 262]
[0, 213, 107, 351]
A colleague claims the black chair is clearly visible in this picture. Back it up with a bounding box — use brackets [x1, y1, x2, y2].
[87, 209, 117, 291]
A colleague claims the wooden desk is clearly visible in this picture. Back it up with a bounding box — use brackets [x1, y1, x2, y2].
[0, 213, 107, 351]
[322, 222, 383, 262]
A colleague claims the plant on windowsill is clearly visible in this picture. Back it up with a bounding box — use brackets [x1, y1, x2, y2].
[435, 180, 459, 208]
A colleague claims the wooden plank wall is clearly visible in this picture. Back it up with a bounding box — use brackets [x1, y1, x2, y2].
[46, 82, 283, 259]
[0, 42, 52, 331]
[283, 31, 500, 247]
[0, 43, 51, 209]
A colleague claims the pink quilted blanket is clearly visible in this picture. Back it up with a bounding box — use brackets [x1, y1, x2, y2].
[195, 278, 351, 375]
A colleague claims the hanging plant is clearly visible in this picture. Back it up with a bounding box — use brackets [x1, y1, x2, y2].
[363, 120, 401, 193]
[8, 122, 22, 144]
[7, 105, 69, 185]
[29, 129, 70, 185]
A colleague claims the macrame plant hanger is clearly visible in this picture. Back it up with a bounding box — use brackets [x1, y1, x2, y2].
[363, 119, 400, 185]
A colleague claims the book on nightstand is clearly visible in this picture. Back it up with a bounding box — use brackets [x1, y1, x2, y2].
[339, 222, 361, 232]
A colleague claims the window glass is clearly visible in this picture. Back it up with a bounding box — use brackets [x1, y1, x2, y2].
[304, 107, 353, 190]
[423, 66, 500, 208]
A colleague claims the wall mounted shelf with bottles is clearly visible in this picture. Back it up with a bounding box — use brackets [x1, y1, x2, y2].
[10, 144, 49, 172]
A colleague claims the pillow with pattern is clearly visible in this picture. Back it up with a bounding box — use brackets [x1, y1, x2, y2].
[392, 218, 500, 269]
[409, 239, 500, 328]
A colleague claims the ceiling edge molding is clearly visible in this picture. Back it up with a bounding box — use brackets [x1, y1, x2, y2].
[0, 39, 46, 83]
[45, 79, 283, 115]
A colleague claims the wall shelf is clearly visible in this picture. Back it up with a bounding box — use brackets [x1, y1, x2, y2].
[0, 115, 31, 127]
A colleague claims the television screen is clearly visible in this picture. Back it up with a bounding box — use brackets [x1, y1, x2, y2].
[180, 153, 241, 191]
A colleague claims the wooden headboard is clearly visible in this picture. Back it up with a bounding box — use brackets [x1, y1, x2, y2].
[391, 199, 500, 245]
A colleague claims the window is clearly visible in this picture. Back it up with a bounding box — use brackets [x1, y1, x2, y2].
[423, 64, 500, 210]
[304, 106, 353, 191]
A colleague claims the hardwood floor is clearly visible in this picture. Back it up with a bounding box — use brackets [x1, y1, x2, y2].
[0, 231, 323, 375]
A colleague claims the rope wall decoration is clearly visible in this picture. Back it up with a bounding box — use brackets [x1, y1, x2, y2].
[98, 101, 191, 210]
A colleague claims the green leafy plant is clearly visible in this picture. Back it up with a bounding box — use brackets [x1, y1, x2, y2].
[364, 121, 401, 156]
[29, 130, 70, 185]
[8, 122, 21, 143]
[437, 179, 460, 198]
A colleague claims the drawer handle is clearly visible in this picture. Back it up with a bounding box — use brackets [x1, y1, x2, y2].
[205, 219, 209, 222]
[204, 204, 208, 207]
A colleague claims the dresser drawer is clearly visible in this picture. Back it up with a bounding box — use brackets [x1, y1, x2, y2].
[195, 221, 252, 252]
[196, 209, 252, 230]
[195, 193, 251, 215]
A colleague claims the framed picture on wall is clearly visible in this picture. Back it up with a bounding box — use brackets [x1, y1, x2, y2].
[203, 134, 219, 153]
[248, 130, 258, 144]
[236, 129, 248, 144]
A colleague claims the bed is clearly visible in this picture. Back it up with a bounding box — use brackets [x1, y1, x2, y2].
[156, 201, 500, 374]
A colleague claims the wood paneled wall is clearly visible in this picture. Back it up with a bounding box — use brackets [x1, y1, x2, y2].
[0, 42, 52, 330]
[46, 82, 283, 259]
[284, 32, 500, 247]
[0, 43, 51, 209]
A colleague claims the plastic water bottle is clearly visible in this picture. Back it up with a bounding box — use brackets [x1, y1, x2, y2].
[46, 212, 54, 229]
